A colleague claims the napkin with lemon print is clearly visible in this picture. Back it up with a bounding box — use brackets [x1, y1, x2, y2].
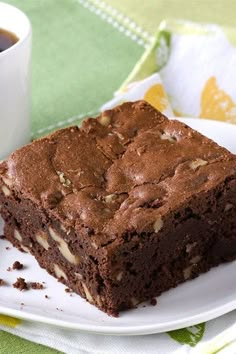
[2, 19, 236, 354]
[105, 19, 236, 124]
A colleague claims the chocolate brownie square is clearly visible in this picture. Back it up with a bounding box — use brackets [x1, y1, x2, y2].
[1, 101, 236, 316]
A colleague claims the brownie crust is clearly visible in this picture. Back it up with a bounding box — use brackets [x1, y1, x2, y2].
[1, 101, 236, 316]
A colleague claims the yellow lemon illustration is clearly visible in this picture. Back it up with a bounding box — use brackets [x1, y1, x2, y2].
[0, 314, 21, 328]
[173, 109, 183, 117]
[144, 84, 168, 112]
[200, 77, 236, 123]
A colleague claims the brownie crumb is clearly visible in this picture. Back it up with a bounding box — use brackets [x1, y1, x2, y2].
[56, 307, 63, 312]
[0, 235, 5, 239]
[0, 279, 5, 286]
[19, 247, 27, 253]
[45, 295, 49, 299]
[20, 302, 25, 306]
[13, 261, 24, 270]
[65, 287, 73, 293]
[5, 246, 10, 250]
[150, 298, 157, 306]
[6, 267, 11, 272]
[13, 278, 28, 291]
[30, 282, 44, 290]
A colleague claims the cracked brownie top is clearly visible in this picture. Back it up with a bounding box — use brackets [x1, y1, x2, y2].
[1, 101, 236, 240]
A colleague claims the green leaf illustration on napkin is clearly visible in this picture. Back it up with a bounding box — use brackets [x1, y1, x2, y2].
[167, 323, 206, 347]
[155, 30, 171, 71]
[120, 29, 171, 90]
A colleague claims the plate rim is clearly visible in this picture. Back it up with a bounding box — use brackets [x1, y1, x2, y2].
[1, 296, 236, 335]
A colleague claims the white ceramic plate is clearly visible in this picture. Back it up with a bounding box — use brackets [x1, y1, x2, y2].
[1, 118, 236, 336]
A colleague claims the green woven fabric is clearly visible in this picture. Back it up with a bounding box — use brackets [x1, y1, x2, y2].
[106, 0, 236, 35]
[0, 330, 61, 353]
[5, 0, 142, 137]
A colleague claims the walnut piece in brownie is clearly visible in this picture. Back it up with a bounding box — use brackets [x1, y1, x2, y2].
[12, 261, 23, 270]
[1, 101, 236, 316]
[13, 278, 28, 291]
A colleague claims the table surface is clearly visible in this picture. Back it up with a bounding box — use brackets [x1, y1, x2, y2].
[2, 0, 236, 352]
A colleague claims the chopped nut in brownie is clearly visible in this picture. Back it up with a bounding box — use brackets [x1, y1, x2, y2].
[12, 261, 24, 270]
[30, 282, 44, 290]
[13, 277, 28, 291]
[0, 279, 5, 286]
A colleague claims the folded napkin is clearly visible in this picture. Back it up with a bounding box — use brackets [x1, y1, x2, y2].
[1, 311, 236, 354]
[102, 72, 174, 116]
[2, 19, 236, 354]
[114, 19, 236, 123]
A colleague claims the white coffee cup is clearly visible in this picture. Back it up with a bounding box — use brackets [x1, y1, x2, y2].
[0, 2, 31, 159]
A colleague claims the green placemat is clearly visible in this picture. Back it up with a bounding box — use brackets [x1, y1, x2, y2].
[105, 0, 236, 35]
[5, 0, 142, 138]
[0, 330, 61, 354]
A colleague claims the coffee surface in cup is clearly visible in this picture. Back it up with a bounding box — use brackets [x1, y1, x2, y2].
[0, 28, 18, 52]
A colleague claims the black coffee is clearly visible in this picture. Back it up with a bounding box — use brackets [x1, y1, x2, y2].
[0, 28, 19, 53]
